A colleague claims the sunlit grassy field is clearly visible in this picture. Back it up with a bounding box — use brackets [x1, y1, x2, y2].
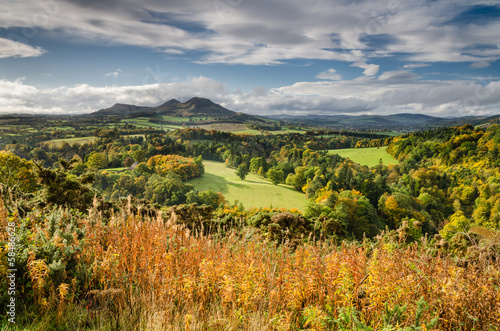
[329, 146, 398, 167]
[121, 117, 183, 130]
[188, 160, 308, 211]
[156, 115, 210, 122]
[44, 136, 98, 146]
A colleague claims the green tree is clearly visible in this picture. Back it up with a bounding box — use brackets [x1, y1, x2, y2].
[0, 152, 39, 211]
[250, 157, 267, 174]
[33, 161, 97, 212]
[198, 190, 226, 208]
[285, 166, 308, 191]
[144, 173, 194, 206]
[236, 163, 250, 180]
[86, 152, 107, 169]
[131, 149, 146, 163]
[267, 168, 284, 186]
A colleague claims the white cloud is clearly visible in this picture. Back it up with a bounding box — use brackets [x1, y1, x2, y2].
[378, 70, 421, 82]
[316, 69, 343, 80]
[470, 61, 491, 69]
[0, 38, 45, 58]
[104, 68, 123, 78]
[352, 61, 380, 76]
[402, 63, 431, 69]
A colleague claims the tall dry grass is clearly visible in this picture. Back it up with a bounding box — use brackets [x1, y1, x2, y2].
[78, 206, 500, 330]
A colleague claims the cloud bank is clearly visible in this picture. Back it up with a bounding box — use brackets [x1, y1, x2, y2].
[1, 74, 498, 117]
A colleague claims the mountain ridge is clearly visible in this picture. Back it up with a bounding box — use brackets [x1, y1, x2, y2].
[91, 97, 238, 119]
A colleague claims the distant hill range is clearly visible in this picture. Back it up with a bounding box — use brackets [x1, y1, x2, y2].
[90, 97, 260, 122]
[14, 97, 486, 131]
[267, 113, 500, 130]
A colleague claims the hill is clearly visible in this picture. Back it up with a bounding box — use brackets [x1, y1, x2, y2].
[91, 97, 257, 121]
[267, 113, 482, 130]
[155, 97, 236, 117]
[91, 103, 157, 117]
[87, 97, 270, 130]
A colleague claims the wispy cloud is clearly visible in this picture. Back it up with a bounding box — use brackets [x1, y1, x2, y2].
[402, 63, 431, 69]
[470, 61, 491, 69]
[1, 1, 499, 66]
[0, 38, 46, 59]
[104, 68, 123, 78]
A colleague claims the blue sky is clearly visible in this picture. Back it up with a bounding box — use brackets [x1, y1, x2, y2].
[1, 0, 500, 117]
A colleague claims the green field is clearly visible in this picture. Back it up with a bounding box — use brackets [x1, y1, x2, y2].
[188, 160, 308, 211]
[45, 136, 98, 146]
[234, 129, 264, 135]
[271, 128, 307, 134]
[122, 117, 183, 130]
[156, 115, 210, 122]
[235, 127, 308, 135]
[329, 146, 398, 167]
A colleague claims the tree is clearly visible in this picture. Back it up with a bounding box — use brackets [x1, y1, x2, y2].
[267, 168, 284, 186]
[250, 157, 267, 174]
[0, 152, 39, 211]
[286, 166, 307, 191]
[33, 161, 97, 212]
[87, 152, 107, 169]
[70, 163, 88, 176]
[123, 156, 134, 168]
[134, 162, 152, 176]
[198, 190, 226, 208]
[439, 211, 471, 240]
[131, 149, 145, 163]
[236, 163, 249, 180]
[144, 173, 194, 206]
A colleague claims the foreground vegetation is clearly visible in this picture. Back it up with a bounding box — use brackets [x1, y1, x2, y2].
[1, 199, 500, 330]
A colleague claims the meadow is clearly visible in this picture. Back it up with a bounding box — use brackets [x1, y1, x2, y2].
[329, 146, 398, 167]
[122, 117, 183, 130]
[156, 115, 210, 122]
[44, 136, 98, 146]
[197, 123, 250, 132]
[188, 160, 309, 211]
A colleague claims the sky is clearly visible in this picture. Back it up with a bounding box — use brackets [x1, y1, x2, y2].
[1, 0, 500, 117]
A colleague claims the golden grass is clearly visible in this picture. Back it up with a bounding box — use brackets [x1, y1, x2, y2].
[78, 209, 500, 330]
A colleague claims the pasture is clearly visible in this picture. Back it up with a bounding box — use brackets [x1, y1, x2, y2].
[329, 146, 398, 167]
[188, 160, 308, 211]
[44, 136, 98, 146]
